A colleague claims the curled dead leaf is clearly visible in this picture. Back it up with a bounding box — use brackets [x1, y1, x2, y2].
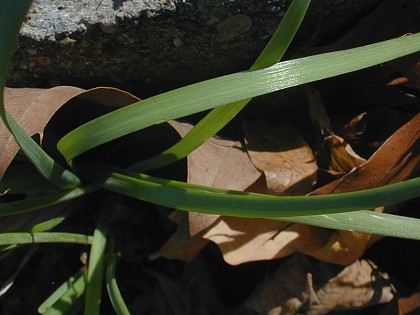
[0, 86, 140, 231]
[0, 87, 84, 181]
[0, 86, 140, 183]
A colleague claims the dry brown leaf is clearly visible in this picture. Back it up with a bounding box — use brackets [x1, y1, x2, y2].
[202, 217, 297, 265]
[0, 87, 84, 180]
[153, 113, 360, 265]
[313, 113, 420, 194]
[0, 87, 140, 231]
[168, 120, 261, 191]
[169, 119, 261, 235]
[73, 87, 140, 108]
[155, 112, 419, 266]
[151, 120, 262, 261]
[244, 118, 318, 195]
[246, 254, 395, 315]
[296, 113, 420, 265]
[0, 86, 140, 182]
[154, 118, 321, 265]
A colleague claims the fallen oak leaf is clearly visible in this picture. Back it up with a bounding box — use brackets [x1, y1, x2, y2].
[151, 198, 302, 265]
[150, 120, 261, 261]
[387, 77, 410, 86]
[154, 116, 319, 265]
[153, 113, 419, 266]
[169, 120, 261, 235]
[357, 106, 417, 153]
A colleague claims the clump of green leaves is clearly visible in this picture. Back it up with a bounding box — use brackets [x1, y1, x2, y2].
[1, 0, 420, 314]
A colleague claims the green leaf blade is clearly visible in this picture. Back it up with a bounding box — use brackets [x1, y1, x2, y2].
[0, 232, 92, 246]
[58, 33, 420, 161]
[100, 171, 420, 239]
[283, 211, 420, 240]
[106, 255, 130, 315]
[102, 170, 420, 216]
[84, 208, 108, 315]
[39, 271, 86, 315]
[130, 0, 311, 171]
[0, 186, 94, 218]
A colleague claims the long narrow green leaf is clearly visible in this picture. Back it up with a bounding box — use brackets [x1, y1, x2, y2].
[101, 171, 420, 239]
[0, 186, 94, 217]
[58, 33, 420, 161]
[38, 272, 81, 313]
[106, 254, 130, 315]
[130, 0, 311, 171]
[0, 232, 92, 245]
[0, 0, 80, 189]
[84, 208, 108, 315]
[39, 271, 86, 315]
[102, 170, 419, 216]
[283, 211, 420, 240]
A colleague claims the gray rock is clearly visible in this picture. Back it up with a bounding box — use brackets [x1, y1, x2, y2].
[9, 0, 382, 97]
[20, 0, 177, 40]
